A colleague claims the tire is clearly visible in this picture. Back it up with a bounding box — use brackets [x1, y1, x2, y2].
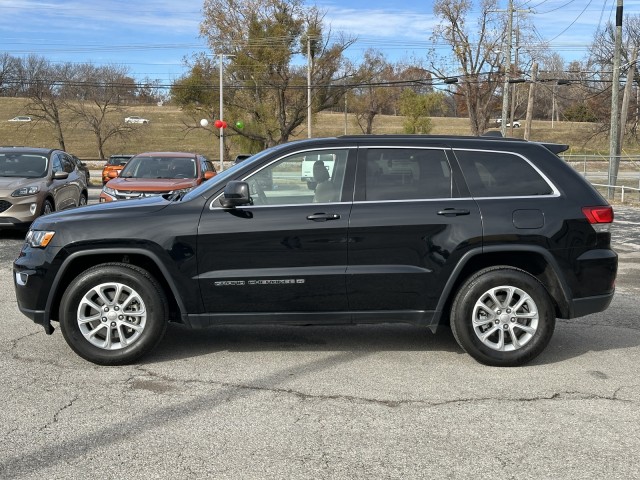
[79, 193, 87, 207]
[41, 199, 54, 216]
[59, 263, 169, 365]
[450, 266, 555, 367]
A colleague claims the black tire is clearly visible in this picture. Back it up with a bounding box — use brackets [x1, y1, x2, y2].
[59, 263, 168, 365]
[79, 193, 87, 207]
[450, 266, 555, 367]
[41, 199, 54, 216]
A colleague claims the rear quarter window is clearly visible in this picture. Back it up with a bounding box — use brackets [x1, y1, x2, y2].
[455, 149, 553, 197]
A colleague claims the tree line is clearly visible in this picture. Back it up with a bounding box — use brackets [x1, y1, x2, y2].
[0, 53, 163, 158]
[2, 0, 640, 158]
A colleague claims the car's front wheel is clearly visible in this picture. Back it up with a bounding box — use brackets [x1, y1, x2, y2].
[450, 266, 555, 367]
[59, 263, 168, 365]
[41, 199, 54, 215]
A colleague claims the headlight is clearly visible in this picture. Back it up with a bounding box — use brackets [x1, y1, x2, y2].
[169, 188, 193, 195]
[102, 186, 116, 196]
[12, 186, 40, 197]
[25, 230, 55, 248]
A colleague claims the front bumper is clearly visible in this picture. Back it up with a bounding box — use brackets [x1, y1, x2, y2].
[13, 244, 61, 335]
[16, 302, 54, 334]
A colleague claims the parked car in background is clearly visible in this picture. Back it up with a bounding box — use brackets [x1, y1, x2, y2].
[100, 151, 216, 202]
[233, 154, 252, 164]
[102, 154, 134, 185]
[495, 118, 521, 128]
[124, 116, 149, 124]
[8, 116, 32, 122]
[70, 154, 90, 184]
[0, 146, 88, 229]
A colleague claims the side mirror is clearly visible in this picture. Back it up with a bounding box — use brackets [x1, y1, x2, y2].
[53, 171, 69, 180]
[107, 170, 119, 179]
[203, 171, 215, 181]
[220, 181, 251, 208]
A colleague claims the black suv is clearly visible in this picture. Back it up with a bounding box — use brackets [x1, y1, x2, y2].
[13, 135, 617, 366]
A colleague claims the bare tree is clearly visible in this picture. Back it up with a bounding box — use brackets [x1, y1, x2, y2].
[590, 15, 640, 138]
[429, 0, 504, 135]
[0, 53, 19, 97]
[19, 55, 72, 150]
[349, 50, 395, 134]
[64, 65, 138, 158]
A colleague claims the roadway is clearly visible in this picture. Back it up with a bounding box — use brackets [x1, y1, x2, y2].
[0, 202, 639, 478]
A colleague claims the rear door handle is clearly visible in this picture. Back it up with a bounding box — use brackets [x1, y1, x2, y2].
[437, 208, 470, 217]
[307, 213, 341, 222]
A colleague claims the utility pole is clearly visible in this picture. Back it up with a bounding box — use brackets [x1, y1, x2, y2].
[218, 53, 235, 172]
[500, 0, 514, 137]
[524, 62, 538, 140]
[344, 93, 348, 135]
[307, 36, 313, 138]
[608, 0, 623, 199]
[619, 47, 638, 148]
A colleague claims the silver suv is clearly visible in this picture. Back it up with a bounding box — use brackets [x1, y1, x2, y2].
[0, 147, 88, 229]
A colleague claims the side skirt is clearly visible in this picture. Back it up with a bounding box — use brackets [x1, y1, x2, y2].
[183, 310, 438, 331]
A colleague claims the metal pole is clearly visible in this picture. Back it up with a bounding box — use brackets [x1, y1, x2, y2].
[608, 0, 624, 198]
[344, 93, 348, 135]
[524, 62, 537, 140]
[619, 48, 638, 148]
[307, 36, 312, 138]
[500, 0, 514, 136]
[551, 86, 555, 129]
[219, 53, 224, 172]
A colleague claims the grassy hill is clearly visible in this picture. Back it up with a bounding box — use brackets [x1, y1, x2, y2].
[1, 96, 636, 161]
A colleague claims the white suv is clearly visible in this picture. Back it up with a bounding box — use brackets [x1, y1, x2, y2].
[124, 116, 149, 124]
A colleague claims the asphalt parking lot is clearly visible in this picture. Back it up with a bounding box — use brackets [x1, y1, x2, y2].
[1, 198, 639, 479]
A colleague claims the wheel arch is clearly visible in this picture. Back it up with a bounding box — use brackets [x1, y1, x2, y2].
[435, 246, 572, 324]
[43, 195, 55, 210]
[45, 249, 186, 326]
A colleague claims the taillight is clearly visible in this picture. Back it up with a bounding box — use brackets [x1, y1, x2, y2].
[582, 206, 613, 232]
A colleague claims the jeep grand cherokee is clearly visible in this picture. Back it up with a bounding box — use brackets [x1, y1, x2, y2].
[13, 135, 617, 366]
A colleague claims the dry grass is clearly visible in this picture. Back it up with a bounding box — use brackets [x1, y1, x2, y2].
[2, 96, 639, 160]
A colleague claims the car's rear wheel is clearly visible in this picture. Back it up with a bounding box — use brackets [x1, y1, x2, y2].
[79, 193, 87, 206]
[450, 266, 555, 367]
[59, 263, 168, 365]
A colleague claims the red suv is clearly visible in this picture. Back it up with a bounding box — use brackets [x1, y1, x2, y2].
[100, 152, 216, 202]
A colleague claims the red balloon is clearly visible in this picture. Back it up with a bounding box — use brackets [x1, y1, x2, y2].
[214, 119, 223, 129]
[222, 121, 228, 129]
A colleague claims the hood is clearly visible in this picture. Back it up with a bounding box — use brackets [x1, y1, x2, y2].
[0, 176, 42, 194]
[107, 177, 197, 192]
[30, 195, 170, 231]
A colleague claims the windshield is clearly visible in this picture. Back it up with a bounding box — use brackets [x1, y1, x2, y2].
[108, 156, 131, 166]
[0, 153, 48, 178]
[120, 155, 197, 179]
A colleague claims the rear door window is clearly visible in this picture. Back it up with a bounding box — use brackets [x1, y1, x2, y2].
[363, 148, 453, 200]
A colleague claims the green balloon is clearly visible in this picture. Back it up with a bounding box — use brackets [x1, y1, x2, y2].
[235, 121, 244, 129]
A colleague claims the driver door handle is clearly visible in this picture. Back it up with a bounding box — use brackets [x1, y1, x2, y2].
[437, 208, 470, 217]
[307, 213, 341, 222]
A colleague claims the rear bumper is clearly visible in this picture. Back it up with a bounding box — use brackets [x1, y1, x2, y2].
[569, 291, 615, 318]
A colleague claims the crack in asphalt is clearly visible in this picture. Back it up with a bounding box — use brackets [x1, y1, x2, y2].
[130, 366, 635, 408]
[39, 395, 79, 431]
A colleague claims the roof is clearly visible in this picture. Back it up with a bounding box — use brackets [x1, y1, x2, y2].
[0, 146, 56, 155]
[134, 151, 198, 158]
